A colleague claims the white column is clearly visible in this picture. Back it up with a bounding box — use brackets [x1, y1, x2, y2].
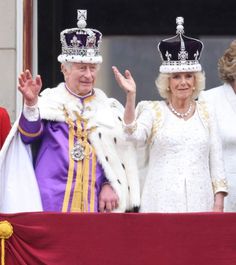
[16, 0, 38, 118]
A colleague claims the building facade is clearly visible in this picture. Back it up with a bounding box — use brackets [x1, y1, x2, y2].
[1, 1, 236, 123]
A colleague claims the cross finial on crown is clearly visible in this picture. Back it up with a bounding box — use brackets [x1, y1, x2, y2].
[77, 10, 87, 29]
[176, 17, 184, 34]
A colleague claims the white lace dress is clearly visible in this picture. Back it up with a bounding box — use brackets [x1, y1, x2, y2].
[125, 100, 228, 213]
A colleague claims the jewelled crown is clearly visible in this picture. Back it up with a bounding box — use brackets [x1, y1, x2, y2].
[57, 10, 103, 64]
[158, 17, 203, 73]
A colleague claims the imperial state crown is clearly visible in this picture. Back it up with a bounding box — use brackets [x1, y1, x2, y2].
[58, 10, 103, 64]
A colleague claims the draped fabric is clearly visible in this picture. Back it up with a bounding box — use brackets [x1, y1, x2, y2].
[1, 212, 236, 265]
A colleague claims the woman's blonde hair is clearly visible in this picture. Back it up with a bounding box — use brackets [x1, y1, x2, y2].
[155, 71, 205, 100]
[218, 40, 236, 83]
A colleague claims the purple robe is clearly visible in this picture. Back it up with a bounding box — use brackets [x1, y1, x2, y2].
[18, 103, 106, 212]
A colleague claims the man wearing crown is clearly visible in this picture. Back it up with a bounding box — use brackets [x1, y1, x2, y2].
[0, 10, 140, 213]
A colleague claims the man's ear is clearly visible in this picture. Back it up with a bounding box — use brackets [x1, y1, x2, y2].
[61, 64, 66, 75]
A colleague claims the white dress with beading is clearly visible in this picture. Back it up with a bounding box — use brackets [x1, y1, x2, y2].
[126, 100, 228, 213]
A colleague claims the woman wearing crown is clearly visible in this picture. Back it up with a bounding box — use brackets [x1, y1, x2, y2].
[113, 17, 228, 212]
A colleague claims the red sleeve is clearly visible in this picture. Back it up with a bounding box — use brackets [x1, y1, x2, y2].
[0, 107, 11, 149]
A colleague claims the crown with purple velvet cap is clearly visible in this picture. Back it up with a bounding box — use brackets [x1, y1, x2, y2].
[158, 17, 203, 73]
[58, 10, 103, 64]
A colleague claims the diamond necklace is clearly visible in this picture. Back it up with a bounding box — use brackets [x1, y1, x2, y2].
[169, 102, 193, 118]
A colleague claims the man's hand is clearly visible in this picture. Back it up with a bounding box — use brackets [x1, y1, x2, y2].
[18, 69, 42, 106]
[99, 183, 119, 212]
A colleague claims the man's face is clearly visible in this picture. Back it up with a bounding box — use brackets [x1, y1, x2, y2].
[62, 63, 99, 96]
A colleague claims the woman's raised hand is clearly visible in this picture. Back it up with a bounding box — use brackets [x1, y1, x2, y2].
[112, 66, 136, 124]
[112, 66, 136, 95]
[18, 69, 42, 106]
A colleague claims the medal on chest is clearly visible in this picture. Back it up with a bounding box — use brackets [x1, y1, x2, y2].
[71, 141, 86, 161]
[66, 111, 96, 162]
[64, 104, 96, 161]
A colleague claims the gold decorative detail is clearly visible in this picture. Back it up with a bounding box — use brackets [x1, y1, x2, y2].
[64, 107, 96, 161]
[198, 100, 209, 130]
[212, 178, 228, 194]
[62, 106, 97, 212]
[0, 221, 13, 265]
[0, 221, 13, 239]
[148, 101, 162, 144]
[18, 124, 43, 138]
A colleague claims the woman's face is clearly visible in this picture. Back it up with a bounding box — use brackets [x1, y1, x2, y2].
[169, 72, 195, 101]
